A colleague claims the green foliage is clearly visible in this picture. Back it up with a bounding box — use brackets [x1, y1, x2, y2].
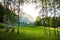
[0, 4, 5, 22]
[57, 16, 60, 27]
[34, 16, 42, 26]
[0, 4, 18, 24]
[0, 22, 5, 28]
[35, 16, 60, 27]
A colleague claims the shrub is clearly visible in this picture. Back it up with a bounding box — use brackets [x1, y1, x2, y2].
[0, 22, 5, 28]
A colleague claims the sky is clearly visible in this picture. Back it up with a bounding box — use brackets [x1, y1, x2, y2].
[0, 0, 39, 20]
[0, 0, 2, 2]
[20, 3, 39, 20]
[1, 0, 60, 21]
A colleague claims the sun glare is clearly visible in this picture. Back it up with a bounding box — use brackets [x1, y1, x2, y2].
[20, 3, 39, 21]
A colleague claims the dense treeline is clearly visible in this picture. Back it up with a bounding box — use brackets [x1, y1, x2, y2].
[0, 4, 18, 24]
[0, 4, 4, 23]
[35, 16, 60, 27]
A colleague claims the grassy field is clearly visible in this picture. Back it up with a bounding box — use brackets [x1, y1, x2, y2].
[0, 26, 60, 40]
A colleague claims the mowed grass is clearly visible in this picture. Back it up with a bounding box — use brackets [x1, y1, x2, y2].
[0, 26, 60, 40]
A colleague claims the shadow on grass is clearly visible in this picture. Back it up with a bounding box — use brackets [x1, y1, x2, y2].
[0, 28, 60, 40]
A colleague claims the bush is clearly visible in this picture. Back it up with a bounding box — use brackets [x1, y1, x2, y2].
[0, 22, 5, 28]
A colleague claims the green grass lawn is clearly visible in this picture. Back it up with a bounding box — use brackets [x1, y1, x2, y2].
[0, 26, 60, 40]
